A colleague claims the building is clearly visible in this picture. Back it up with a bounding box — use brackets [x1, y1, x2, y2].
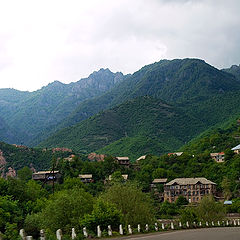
[108, 174, 128, 181]
[164, 177, 216, 203]
[151, 178, 168, 202]
[79, 174, 93, 183]
[32, 170, 61, 184]
[210, 152, 225, 163]
[116, 157, 130, 167]
[231, 144, 240, 154]
[168, 152, 183, 157]
[136, 155, 147, 163]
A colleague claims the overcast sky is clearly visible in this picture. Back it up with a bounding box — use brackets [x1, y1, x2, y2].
[0, 0, 240, 91]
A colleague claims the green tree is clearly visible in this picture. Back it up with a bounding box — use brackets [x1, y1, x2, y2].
[35, 188, 94, 233]
[196, 196, 225, 222]
[81, 199, 122, 232]
[221, 177, 232, 200]
[17, 166, 33, 182]
[101, 182, 155, 226]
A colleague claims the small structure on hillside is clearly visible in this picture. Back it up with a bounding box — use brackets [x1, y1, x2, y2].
[63, 154, 76, 162]
[164, 177, 216, 203]
[168, 152, 183, 157]
[108, 174, 128, 181]
[32, 170, 61, 184]
[79, 174, 93, 183]
[151, 178, 168, 202]
[231, 144, 240, 154]
[116, 157, 130, 167]
[136, 155, 147, 163]
[210, 152, 225, 163]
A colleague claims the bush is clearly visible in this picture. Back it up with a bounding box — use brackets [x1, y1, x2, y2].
[81, 199, 122, 232]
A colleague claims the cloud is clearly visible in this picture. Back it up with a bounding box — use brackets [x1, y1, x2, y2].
[0, 0, 239, 91]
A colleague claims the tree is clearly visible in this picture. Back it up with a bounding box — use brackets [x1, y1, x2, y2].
[196, 195, 225, 222]
[81, 199, 122, 232]
[101, 182, 155, 226]
[17, 166, 33, 182]
[35, 188, 94, 233]
[221, 177, 232, 200]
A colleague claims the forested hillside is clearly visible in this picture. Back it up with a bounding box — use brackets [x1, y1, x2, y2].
[39, 59, 240, 157]
[181, 117, 240, 154]
[0, 69, 124, 145]
[39, 96, 205, 159]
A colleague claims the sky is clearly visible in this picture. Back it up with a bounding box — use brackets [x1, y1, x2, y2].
[0, 0, 240, 91]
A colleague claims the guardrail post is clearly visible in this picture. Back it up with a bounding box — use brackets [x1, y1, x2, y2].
[128, 225, 132, 234]
[119, 224, 123, 235]
[155, 223, 158, 231]
[71, 228, 76, 239]
[108, 225, 112, 236]
[40, 229, 46, 240]
[19, 229, 26, 240]
[161, 223, 165, 230]
[145, 224, 149, 232]
[97, 226, 101, 238]
[56, 229, 62, 240]
[83, 227, 88, 238]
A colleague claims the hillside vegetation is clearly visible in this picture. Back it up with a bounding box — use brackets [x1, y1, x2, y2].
[39, 96, 205, 159]
[39, 59, 240, 157]
[0, 69, 124, 145]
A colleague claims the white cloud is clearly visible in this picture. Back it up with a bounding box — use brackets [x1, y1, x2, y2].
[0, 0, 239, 91]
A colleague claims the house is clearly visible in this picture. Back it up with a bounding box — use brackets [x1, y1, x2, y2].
[164, 177, 216, 203]
[32, 170, 61, 184]
[151, 178, 168, 201]
[108, 174, 128, 181]
[210, 152, 225, 163]
[116, 157, 130, 167]
[79, 174, 93, 183]
[231, 144, 240, 154]
[168, 152, 183, 157]
[136, 155, 147, 163]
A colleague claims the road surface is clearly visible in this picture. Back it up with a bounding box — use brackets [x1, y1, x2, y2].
[104, 227, 240, 240]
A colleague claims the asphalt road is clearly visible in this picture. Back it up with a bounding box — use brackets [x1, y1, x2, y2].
[105, 227, 240, 240]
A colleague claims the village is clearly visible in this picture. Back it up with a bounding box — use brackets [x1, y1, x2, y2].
[31, 143, 240, 205]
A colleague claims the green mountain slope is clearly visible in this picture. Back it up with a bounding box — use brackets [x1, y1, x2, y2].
[180, 116, 240, 154]
[61, 58, 240, 129]
[223, 64, 240, 81]
[0, 141, 74, 172]
[39, 96, 205, 158]
[0, 69, 125, 145]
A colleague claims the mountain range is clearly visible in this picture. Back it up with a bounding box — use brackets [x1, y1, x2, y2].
[1, 58, 240, 161]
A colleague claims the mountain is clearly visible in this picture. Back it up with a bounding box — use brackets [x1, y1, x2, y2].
[0, 141, 74, 173]
[180, 117, 240, 154]
[0, 69, 125, 145]
[39, 58, 240, 158]
[60, 58, 240, 129]
[38, 96, 205, 159]
[0, 117, 21, 144]
[223, 64, 240, 81]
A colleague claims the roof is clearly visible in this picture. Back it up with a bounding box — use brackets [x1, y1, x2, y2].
[231, 144, 240, 150]
[109, 174, 128, 180]
[136, 155, 147, 161]
[33, 171, 59, 175]
[116, 157, 129, 161]
[168, 152, 183, 156]
[79, 174, 92, 179]
[210, 152, 225, 156]
[152, 178, 168, 184]
[166, 177, 216, 186]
